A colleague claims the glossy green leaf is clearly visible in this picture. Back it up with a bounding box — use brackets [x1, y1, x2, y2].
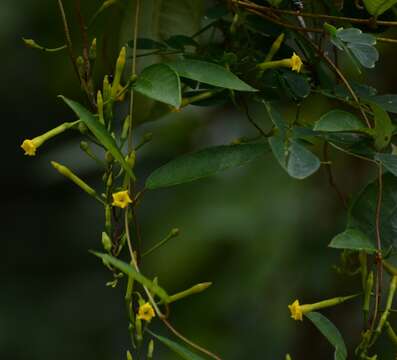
[314, 110, 364, 132]
[371, 102, 393, 150]
[91, 252, 169, 301]
[269, 137, 321, 179]
[146, 144, 269, 189]
[329, 229, 376, 253]
[362, 0, 397, 15]
[150, 332, 206, 360]
[349, 174, 397, 248]
[59, 96, 135, 180]
[127, 37, 167, 50]
[166, 59, 257, 91]
[134, 63, 181, 107]
[375, 153, 397, 176]
[336, 28, 376, 46]
[347, 43, 379, 69]
[305, 312, 347, 360]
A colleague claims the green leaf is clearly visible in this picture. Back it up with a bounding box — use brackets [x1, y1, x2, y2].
[336, 28, 376, 46]
[375, 153, 397, 176]
[59, 96, 135, 180]
[146, 144, 269, 189]
[349, 174, 397, 248]
[127, 37, 167, 50]
[281, 71, 310, 100]
[347, 43, 379, 69]
[305, 312, 347, 360]
[134, 63, 181, 107]
[329, 229, 376, 253]
[269, 137, 321, 179]
[165, 35, 198, 50]
[362, 0, 397, 16]
[166, 59, 257, 92]
[150, 332, 206, 360]
[371, 102, 393, 150]
[369, 94, 397, 113]
[314, 110, 364, 132]
[91, 252, 169, 301]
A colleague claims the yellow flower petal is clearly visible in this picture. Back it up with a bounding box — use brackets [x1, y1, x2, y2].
[21, 139, 37, 156]
[137, 302, 155, 322]
[290, 53, 303, 73]
[112, 190, 132, 209]
[288, 299, 303, 321]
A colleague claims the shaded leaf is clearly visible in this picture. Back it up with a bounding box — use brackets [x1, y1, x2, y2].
[305, 312, 347, 360]
[165, 35, 198, 49]
[59, 96, 135, 180]
[281, 71, 310, 100]
[362, 0, 397, 16]
[369, 94, 397, 114]
[146, 144, 269, 189]
[166, 59, 257, 91]
[329, 229, 376, 253]
[349, 174, 397, 248]
[127, 37, 167, 50]
[347, 43, 379, 69]
[91, 252, 169, 301]
[371, 102, 393, 150]
[134, 63, 181, 107]
[150, 332, 206, 360]
[375, 153, 397, 176]
[314, 110, 364, 132]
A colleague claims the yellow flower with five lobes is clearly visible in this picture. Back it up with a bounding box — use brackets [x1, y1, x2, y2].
[290, 52, 303, 73]
[21, 138, 42, 156]
[111, 190, 132, 208]
[137, 302, 155, 322]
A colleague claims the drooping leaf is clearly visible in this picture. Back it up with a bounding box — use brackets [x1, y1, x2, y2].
[305, 312, 347, 360]
[375, 153, 397, 176]
[127, 37, 167, 50]
[133, 63, 181, 107]
[59, 96, 135, 180]
[362, 0, 397, 16]
[91, 252, 169, 301]
[347, 43, 379, 69]
[329, 229, 376, 253]
[314, 110, 364, 132]
[150, 332, 206, 360]
[371, 102, 393, 150]
[146, 143, 269, 189]
[349, 174, 397, 248]
[269, 136, 321, 179]
[280, 71, 311, 100]
[165, 35, 198, 49]
[166, 59, 257, 91]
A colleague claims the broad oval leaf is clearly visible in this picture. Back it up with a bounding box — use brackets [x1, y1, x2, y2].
[362, 0, 397, 16]
[329, 229, 376, 253]
[375, 153, 397, 176]
[146, 143, 269, 189]
[349, 174, 397, 248]
[305, 312, 347, 360]
[347, 43, 379, 69]
[314, 110, 364, 132]
[150, 332, 206, 360]
[336, 28, 376, 46]
[59, 96, 135, 180]
[91, 252, 169, 301]
[134, 63, 181, 107]
[166, 59, 257, 92]
[369, 94, 397, 113]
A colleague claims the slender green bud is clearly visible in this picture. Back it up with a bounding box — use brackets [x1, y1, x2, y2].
[22, 38, 42, 50]
[121, 115, 130, 141]
[51, 161, 97, 197]
[103, 75, 111, 102]
[363, 271, 373, 322]
[265, 33, 285, 62]
[375, 276, 397, 335]
[126, 151, 136, 169]
[168, 282, 212, 303]
[126, 350, 133, 360]
[80, 141, 89, 152]
[78, 122, 88, 134]
[147, 340, 154, 359]
[105, 151, 114, 164]
[97, 90, 105, 125]
[111, 47, 126, 100]
[89, 38, 97, 61]
[135, 317, 143, 344]
[102, 232, 112, 252]
[76, 56, 85, 79]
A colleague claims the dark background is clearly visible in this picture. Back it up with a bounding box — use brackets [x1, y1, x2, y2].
[3, 0, 397, 359]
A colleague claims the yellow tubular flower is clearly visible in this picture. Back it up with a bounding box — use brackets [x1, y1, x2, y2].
[137, 302, 155, 322]
[112, 190, 132, 208]
[21, 139, 40, 156]
[290, 53, 303, 73]
[288, 299, 304, 321]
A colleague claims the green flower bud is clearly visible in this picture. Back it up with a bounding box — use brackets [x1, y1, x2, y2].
[101, 232, 112, 252]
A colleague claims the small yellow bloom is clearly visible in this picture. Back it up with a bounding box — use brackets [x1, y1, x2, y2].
[290, 53, 303, 73]
[21, 139, 39, 156]
[288, 299, 304, 321]
[137, 302, 155, 322]
[112, 190, 132, 208]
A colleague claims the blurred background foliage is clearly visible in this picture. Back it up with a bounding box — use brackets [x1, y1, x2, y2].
[3, 0, 397, 359]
